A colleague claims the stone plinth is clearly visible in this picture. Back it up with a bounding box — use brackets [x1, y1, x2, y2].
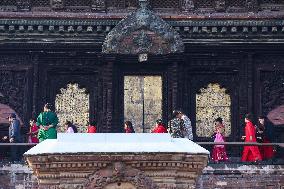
[24, 134, 209, 189]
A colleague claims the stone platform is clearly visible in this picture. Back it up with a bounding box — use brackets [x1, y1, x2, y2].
[24, 133, 209, 189]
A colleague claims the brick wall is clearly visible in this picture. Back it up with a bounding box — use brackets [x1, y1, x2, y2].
[0, 163, 283, 189]
[196, 164, 284, 189]
[0, 164, 37, 189]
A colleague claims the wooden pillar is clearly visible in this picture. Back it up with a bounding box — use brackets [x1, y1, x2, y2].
[99, 55, 115, 132]
[166, 54, 184, 120]
[32, 54, 39, 118]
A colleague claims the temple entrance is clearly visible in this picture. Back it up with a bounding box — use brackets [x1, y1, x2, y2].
[124, 75, 162, 133]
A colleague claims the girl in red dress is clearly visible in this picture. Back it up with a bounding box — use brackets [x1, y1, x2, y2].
[27, 119, 39, 143]
[124, 121, 135, 133]
[241, 113, 262, 162]
[151, 119, 167, 133]
[87, 122, 97, 133]
[211, 117, 229, 162]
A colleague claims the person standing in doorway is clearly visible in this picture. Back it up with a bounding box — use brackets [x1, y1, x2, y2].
[87, 121, 97, 133]
[65, 121, 78, 133]
[241, 113, 262, 162]
[168, 111, 184, 138]
[27, 118, 39, 143]
[173, 110, 193, 140]
[211, 117, 229, 162]
[257, 115, 275, 160]
[124, 121, 135, 133]
[151, 119, 167, 133]
[36, 103, 59, 142]
[6, 113, 22, 162]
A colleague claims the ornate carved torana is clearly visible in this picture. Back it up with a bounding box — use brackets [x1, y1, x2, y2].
[55, 83, 90, 133]
[196, 83, 232, 137]
[102, 0, 184, 55]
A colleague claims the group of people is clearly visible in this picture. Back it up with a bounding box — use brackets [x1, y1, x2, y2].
[27, 104, 97, 143]
[210, 113, 275, 163]
[4, 102, 276, 163]
[123, 110, 194, 141]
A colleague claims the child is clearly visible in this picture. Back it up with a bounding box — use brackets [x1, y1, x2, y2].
[211, 117, 229, 162]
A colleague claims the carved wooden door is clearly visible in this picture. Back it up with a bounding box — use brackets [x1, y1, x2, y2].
[124, 75, 162, 133]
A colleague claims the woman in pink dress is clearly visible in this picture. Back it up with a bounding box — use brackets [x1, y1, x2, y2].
[27, 119, 39, 143]
[211, 117, 229, 162]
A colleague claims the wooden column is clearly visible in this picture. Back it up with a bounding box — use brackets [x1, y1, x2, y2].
[99, 55, 115, 132]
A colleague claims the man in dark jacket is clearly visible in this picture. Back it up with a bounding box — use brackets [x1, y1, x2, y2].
[7, 113, 22, 162]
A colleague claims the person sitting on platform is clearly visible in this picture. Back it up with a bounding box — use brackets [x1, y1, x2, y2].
[65, 120, 78, 133]
[151, 119, 167, 133]
[173, 110, 193, 140]
[211, 117, 229, 162]
[36, 103, 59, 142]
[241, 113, 262, 162]
[27, 118, 39, 143]
[124, 121, 135, 133]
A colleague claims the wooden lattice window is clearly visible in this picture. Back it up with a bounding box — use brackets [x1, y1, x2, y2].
[150, 0, 180, 9]
[196, 83, 232, 137]
[31, 0, 49, 6]
[106, 0, 117, 8]
[227, 0, 245, 7]
[65, 0, 92, 6]
[55, 83, 89, 133]
[126, 0, 138, 8]
[194, 0, 214, 8]
[260, 0, 280, 3]
[0, 0, 17, 6]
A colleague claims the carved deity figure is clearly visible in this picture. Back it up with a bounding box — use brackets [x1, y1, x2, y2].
[215, 0, 226, 12]
[246, 0, 258, 12]
[182, 0, 194, 12]
[17, 0, 31, 11]
[91, 0, 106, 11]
[50, 0, 64, 9]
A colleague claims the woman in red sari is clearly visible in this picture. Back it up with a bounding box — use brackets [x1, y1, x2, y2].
[241, 114, 262, 162]
[151, 119, 167, 133]
[257, 115, 275, 160]
[27, 119, 39, 143]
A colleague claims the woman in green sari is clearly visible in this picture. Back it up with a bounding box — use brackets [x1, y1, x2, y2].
[36, 103, 59, 142]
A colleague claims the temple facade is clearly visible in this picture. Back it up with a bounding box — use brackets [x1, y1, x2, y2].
[0, 0, 283, 145]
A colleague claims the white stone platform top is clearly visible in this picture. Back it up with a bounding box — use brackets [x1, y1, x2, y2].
[24, 133, 209, 155]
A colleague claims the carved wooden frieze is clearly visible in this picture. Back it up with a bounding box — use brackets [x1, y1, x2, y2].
[91, 0, 106, 12]
[16, 0, 31, 11]
[0, 70, 27, 120]
[50, 0, 64, 9]
[261, 70, 284, 116]
[182, 0, 195, 12]
[85, 162, 158, 189]
[102, 0, 184, 55]
[215, 0, 226, 12]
